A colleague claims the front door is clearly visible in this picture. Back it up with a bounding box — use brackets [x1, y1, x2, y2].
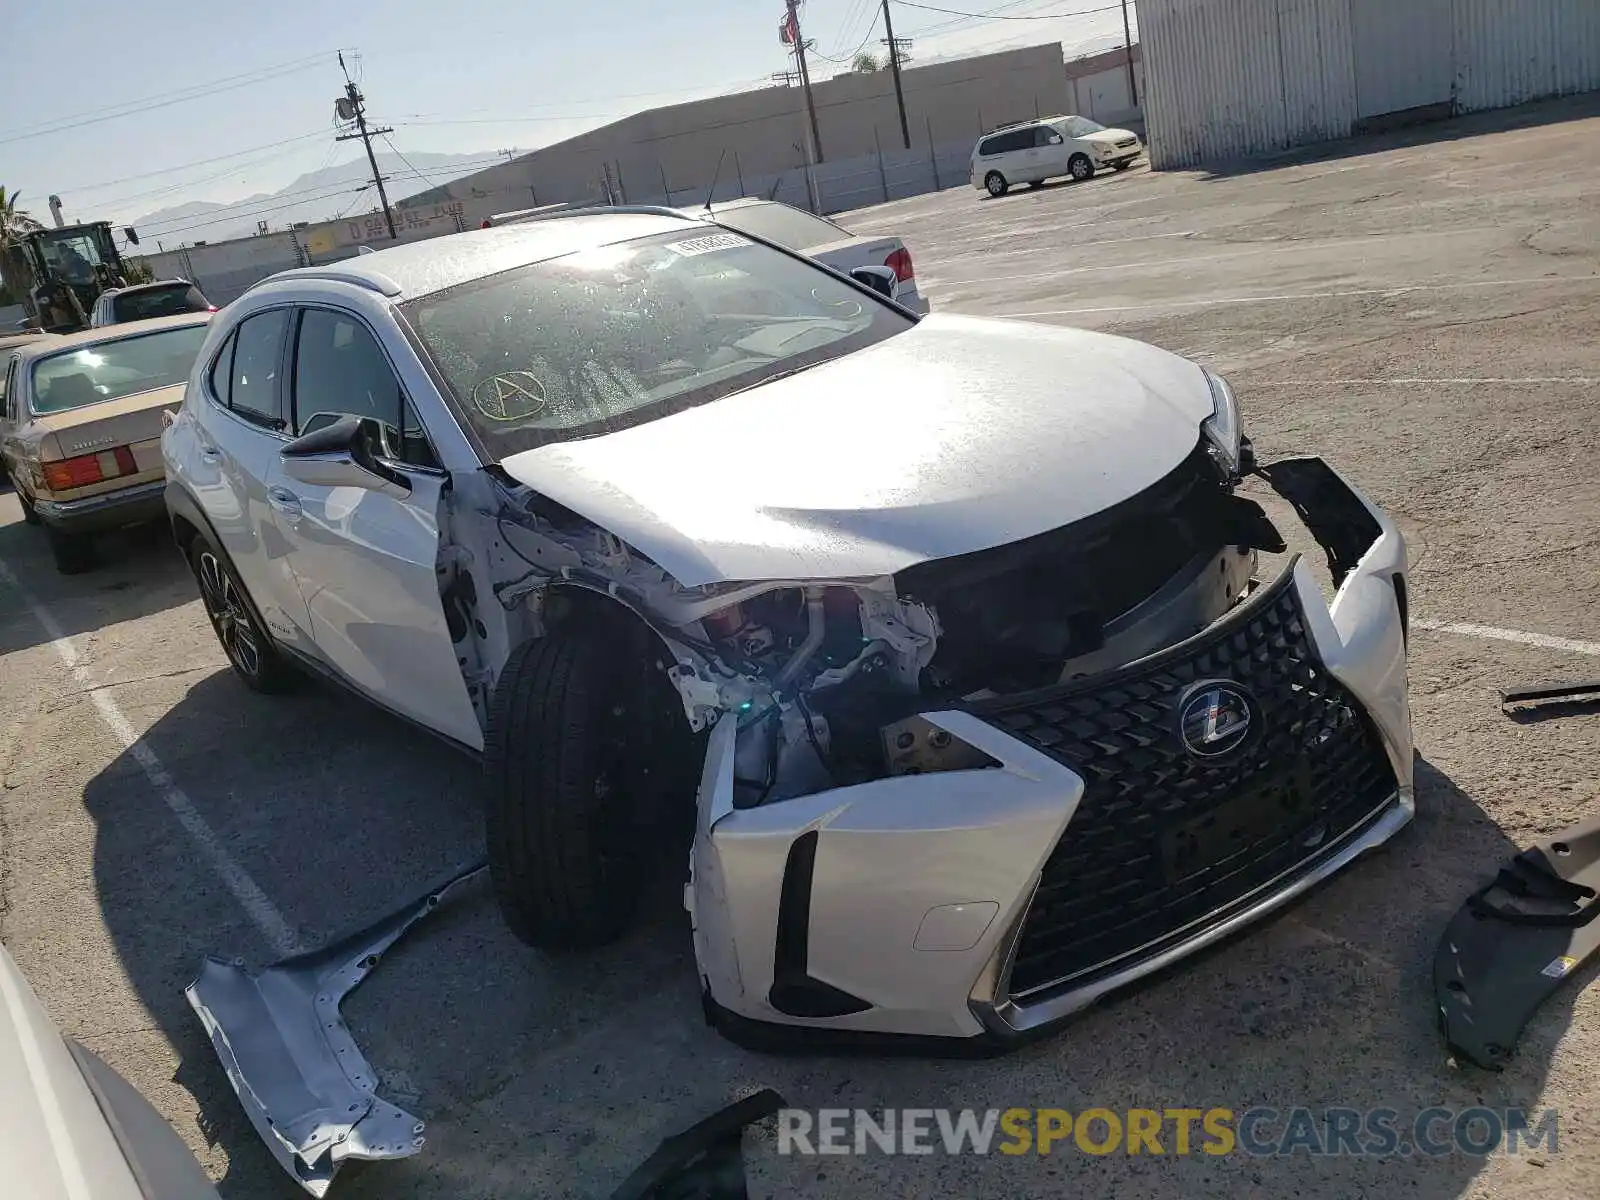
[272, 305, 482, 749]
[1034, 125, 1069, 177]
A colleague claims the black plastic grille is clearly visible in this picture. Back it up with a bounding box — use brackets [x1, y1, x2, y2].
[968, 569, 1397, 1000]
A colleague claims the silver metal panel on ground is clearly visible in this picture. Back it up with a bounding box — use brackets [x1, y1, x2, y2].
[1350, 0, 1454, 119]
[1453, 0, 1600, 112]
[1144, 0, 1293, 169]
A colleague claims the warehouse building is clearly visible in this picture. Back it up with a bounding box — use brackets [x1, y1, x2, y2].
[1139, 0, 1600, 169]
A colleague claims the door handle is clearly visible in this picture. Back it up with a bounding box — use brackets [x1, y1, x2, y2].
[267, 486, 302, 519]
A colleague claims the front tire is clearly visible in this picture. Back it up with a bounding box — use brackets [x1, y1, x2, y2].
[485, 630, 662, 951]
[984, 171, 1009, 197]
[189, 532, 296, 692]
[1069, 154, 1095, 182]
[1113, 160, 1131, 171]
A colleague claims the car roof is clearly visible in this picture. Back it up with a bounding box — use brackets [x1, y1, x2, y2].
[9, 311, 212, 361]
[254, 212, 699, 301]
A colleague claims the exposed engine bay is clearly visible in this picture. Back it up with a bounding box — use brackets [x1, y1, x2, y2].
[436, 438, 1286, 808]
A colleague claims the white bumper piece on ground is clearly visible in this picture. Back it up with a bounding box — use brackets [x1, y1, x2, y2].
[690, 456, 1414, 1051]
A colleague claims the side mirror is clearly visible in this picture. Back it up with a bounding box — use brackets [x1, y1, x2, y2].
[849, 265, 899, 300]
[280, 415, 411, 496]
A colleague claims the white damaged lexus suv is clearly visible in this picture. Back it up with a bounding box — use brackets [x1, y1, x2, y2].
[162, 207, 1413, 1052]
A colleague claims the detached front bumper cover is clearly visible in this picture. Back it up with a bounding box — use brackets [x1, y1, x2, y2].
[692, 456, 1415, 1050]
[186, 861, 485, 1196]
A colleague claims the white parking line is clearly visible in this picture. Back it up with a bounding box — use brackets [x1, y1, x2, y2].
[0, 559, 302, 957]
[999, 275, 1594, 318]
[1414, 619, 1600, 658]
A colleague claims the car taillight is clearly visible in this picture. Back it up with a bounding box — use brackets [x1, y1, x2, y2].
[885, 247, 914, 282]
[43, 446, 138, 491]
[206, 305, 218, 312]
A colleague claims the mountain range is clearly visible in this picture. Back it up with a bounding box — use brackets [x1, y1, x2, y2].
[126, 150, 501, 246]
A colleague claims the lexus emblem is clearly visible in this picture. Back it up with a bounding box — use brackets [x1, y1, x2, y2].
[1178, 681, 1256, 758]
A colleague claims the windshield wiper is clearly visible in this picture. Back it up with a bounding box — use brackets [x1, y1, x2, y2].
[722, 356, 831, 399]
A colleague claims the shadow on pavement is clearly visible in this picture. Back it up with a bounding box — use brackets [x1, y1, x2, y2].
[80, 665, 694, 1199]
[1186, 92, 1600, 183]
[0, 503, 198, 655]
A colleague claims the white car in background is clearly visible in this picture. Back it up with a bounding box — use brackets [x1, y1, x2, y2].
[970, 115, 1144, 196]
[700, 198, 929, 314]
[488, 198, 929, 314]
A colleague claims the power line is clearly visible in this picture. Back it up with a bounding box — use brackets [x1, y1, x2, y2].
[148, 188, 368, 241]
[813, 8, 883, 63]
[380, 133, 444, 189]
[896, 0, 1124, 20]
[0, 54, 340, 147]
[136, 181, 366, 234]
[57, 131, 329, 195]
[898, 0, 1061, 34]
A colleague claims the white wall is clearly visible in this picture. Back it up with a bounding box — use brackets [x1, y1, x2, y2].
[1141, 0, 1600, 169]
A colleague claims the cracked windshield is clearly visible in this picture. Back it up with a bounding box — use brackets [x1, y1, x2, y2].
[1, 1, 1595, 1198]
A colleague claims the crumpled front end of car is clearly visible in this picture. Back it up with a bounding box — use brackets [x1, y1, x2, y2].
[685, 455, 1413, 1049]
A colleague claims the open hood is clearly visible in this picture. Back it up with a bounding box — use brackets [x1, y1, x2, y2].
[499, 313, 1214, 587]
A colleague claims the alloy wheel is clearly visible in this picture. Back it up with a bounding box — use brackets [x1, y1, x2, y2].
[197, 551, 261, 679]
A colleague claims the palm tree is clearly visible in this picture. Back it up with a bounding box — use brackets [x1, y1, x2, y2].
[0, 186, 45, 303]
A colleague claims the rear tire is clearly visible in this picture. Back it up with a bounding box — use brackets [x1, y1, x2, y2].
[17, 488, 41, 526]
[1069, 154, 1095, 182]
[188, 531, 296, 692]
[45, 526, 96, 574]
[486, 629, 681, 951]
[984, 171, 1009, 197]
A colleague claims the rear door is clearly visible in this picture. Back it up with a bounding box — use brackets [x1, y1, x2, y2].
[0, 355, 22, 481]
[191, 307, 317, 650]
[272, 305, 481, 748]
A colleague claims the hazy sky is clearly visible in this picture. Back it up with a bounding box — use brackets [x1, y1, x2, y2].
[5, 0, 1136, 231]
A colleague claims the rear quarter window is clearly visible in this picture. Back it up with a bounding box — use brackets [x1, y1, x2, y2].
[113, 285, 209, 322]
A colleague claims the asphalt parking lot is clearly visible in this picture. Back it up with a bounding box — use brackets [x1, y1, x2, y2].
[4, 95, 1600, 1199]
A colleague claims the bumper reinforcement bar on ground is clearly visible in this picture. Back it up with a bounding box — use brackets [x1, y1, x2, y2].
[185, 859, 486, 1196]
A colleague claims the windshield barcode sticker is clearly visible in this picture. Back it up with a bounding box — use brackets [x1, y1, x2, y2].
[665, 232, 745, 257]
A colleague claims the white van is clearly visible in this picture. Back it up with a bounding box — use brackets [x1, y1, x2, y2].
[969, 115, 1144, 197]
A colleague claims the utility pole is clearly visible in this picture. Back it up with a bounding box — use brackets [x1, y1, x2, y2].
[1120, 0, 1138, 108]
[881, 0, 911, 150]
[334, 52, 396, 239]
[782, 0, 824, 162]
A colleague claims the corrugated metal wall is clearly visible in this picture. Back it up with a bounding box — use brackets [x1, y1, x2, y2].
[1144, 0, 1600, 169]
[1145, 0, 1307, 168]
[1349, 0, 1453, 118]
[1454, 0, 1600, 112]
[1277, 0, 1358, 144]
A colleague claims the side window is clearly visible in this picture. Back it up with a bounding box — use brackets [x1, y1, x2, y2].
[208, 331, 237, 404]
[1037, 127, 1063, 147]
[228, 310, 289, 427]
[292, 308, 441, 469]
[2, 355, 18, 419]
[2, 356, 19, 420]
[978, 136, 1000, 157]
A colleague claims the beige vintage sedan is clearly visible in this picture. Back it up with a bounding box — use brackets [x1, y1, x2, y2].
[1, 313, 211, 573]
